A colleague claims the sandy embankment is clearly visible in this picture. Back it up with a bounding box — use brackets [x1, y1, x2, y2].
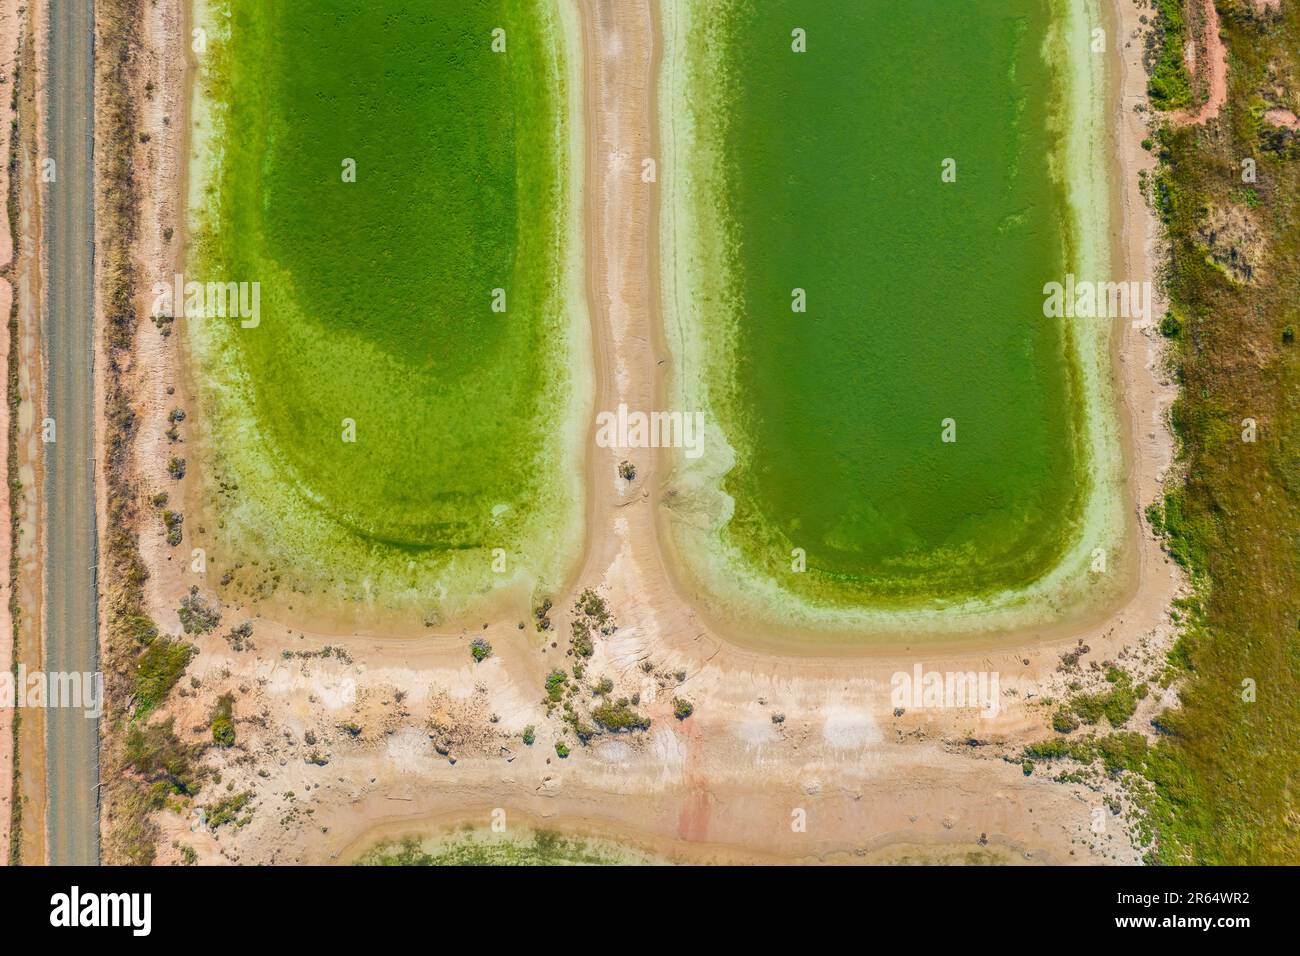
[113, 0, 1181, 867]
[1, 0, 49, 866]
[0, 0, 19, 862]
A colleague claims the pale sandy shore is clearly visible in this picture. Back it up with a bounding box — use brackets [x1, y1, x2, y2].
[110, 0, 1180, 866]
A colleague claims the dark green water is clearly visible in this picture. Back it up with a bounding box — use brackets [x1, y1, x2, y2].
[190, 0, 584, 603]
[689, 0, 1086, 604]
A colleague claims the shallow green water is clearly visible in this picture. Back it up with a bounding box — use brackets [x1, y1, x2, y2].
[670, 0, 1090, 608]
[188, 1, 585, 610]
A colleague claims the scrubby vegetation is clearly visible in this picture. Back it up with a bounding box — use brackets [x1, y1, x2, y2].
[203, 789, 254, 830]
[569, 618, 593, 658]
[1146, 0, 1193, 110]
[210, 693, 236, 747]
[223, 621, 254, 652]
[6, 45, 28, 863]
[1023, 732, 1150, 777]
[123, 719, 199, 800]
[591, 699, 651, 732]
[469, 636, 492, 663]
[1051, 707, 1080, 734]
[544, 668, 568, 702]
[161, 509, 182, 547]
[575, 588, 614, 633]
[96, 0, 200, 865]
[359, 829, 645, 866]
[1066, 667, 1139, 730]
[1136, 3, 1300, 863]
[177, 586, 221, 635]
[132, 638, 195, 719]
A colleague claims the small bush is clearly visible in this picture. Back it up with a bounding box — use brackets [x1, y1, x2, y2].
[1052, 708, 1080, 734]
[570, 619, 594, 657]
[592, 699, 650, 732]
[673, 697, 694, 720]
[178, 586, 220, 635]
[210, 693, 236, 747]
[162, 510, 183, 547]
[544, 669, 568, 702]
[1023, 738, 1070, 761]
[124, 720, 197, 797]
[134, 638, 195, 718]
[1072, 693, 1105, 726]
[204, 790, 254, 830]
[470, 637, 492, 663]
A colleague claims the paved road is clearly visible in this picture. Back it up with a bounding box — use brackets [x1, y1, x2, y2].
[45, 0, 99, 866]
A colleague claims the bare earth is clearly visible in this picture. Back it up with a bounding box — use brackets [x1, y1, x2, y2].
[1171, 0, 1229, 127]
[107, 0, 1184, 866]
[2, 0, 50, 866]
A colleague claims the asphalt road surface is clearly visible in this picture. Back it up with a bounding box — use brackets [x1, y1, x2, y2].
[45, 0, 99, 866]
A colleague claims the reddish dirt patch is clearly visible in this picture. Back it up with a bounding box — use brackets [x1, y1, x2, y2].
[1171, 0, 1229, 127]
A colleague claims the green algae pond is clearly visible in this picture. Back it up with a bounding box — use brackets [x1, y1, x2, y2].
[185, 0, 588, 616]
[660, 0, 1126, 637]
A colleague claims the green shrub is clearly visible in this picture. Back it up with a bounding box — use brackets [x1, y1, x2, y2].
[1052, 708, 1080, 734]
[570, 619, 594, 657]
[134, 638, 195, 718]
[544, 669, 568, 702]
[1023, 738, 1070, 760]
[177, 586, 221, 635]
[124, 720, 198, 798]
[1072, 693, 1105, 726]
[162, 510, 183, 547]
[1095, 732, 1149, 774]
[591, 699, 650, 732]
[1101, 682, 1138, 728]
[204, 790, 254, 829]
[1148, 0, 1192, 110]
[210, 693, 236, 747]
